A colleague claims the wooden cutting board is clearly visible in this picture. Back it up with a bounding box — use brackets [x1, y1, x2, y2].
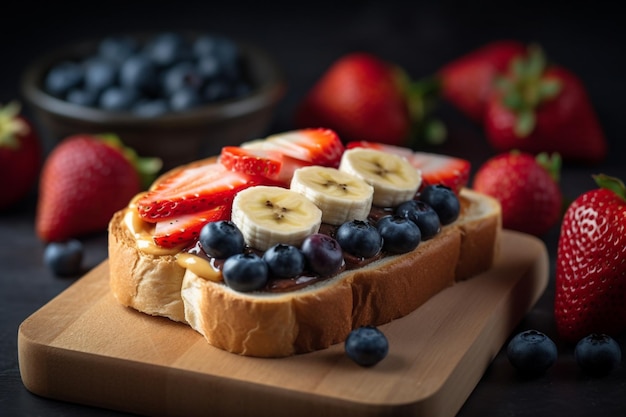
[18, 230, 548, 417]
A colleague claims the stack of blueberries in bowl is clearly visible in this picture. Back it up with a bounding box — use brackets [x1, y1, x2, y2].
[21, 31, 285, 169]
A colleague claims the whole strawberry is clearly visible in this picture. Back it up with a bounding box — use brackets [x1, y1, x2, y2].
[472, 151, 562, 236]
[438, 40, 527, 123]
[484, 46, 607, 164]
[295, 52, 442, 147]
[0, 102, 42, 210]
[554, 175, 626, 343]
[36, 134, 161, 242]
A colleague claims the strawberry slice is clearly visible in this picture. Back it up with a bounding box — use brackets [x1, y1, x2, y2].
[153, 204, 231, 248]
[346, 141, 471, 193]
[136, 162, 263, 222]
[243, 128, 345, 167]
[219, 146, 312, 185]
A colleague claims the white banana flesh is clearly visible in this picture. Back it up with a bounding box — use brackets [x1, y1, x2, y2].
[339, 148, 421, 207]
[231, 186, 322, 251]
[290, 166, 374, 225]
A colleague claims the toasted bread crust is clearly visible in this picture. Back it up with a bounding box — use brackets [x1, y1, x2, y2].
[108, 184, 501, 357]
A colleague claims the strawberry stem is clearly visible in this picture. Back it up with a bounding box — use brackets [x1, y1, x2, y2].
[535, 152, 561, 182]
[593, 174, 626, 201]
[97, 133, 163, 189]
[0, 102, 30, 149]
[405, 76, 447, 147]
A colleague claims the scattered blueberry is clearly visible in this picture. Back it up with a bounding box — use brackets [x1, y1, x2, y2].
[376, 215, 421, 254]
[345, 326, 389, 367]
[335, 220, 382, 258]
[300, 233, 344, 277]
[222, 253, 268, 292]
[43, 240, 84, 277]
[199, 220, 245, 259]
[506, 330, 557, 376]
[575, 333, 622, 376]
[263, 244, 305, 279]
[418, 185, 460, 225]
[395, 199, 441, 240]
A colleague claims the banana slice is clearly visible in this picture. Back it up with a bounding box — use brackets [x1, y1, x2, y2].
[231, 185, 322, 251]
[290, 166, 374, 225]
[339, 148, 421, 207]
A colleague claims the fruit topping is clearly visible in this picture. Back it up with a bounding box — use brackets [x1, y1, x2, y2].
[43, 239, 84, 277]
[219, 145, 308, 185]
[418, 184, 460, 225]
[506, 330, 557, 377]
[242, 128, 345, 168]
[339, 148, 421, 207]
[376, 215, 421, 254]
[336, 220, 383, 259]
[230, 185, 322, 251]
[153, 204, 231, 249]
[137, 162, 262, 222]
[574, 333, 622, 377]
[345, 325, 389, 367]
[263, 244, 306, 279]
[395, 199, 441, 240]
[222, 253, 269, 292]
[198, 220, 245, 259]
[290, 166, 373, 225]
[300, 233, 344, 277]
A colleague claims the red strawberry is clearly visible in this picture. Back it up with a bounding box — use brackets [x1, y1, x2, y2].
[0, 102, 42, 210]
[153, 204, 231, 248]
[345, 141, 471, 194]
[554, 174, 626, 343]
[472, 151, 562, 236]
[295, 54, 442, 146]
[484, 46, 608, 164]
[36, 134, 160, 242]
[437, 40, 527, 123]
[219, 146, 312, 185]
[137, 162, 265, 222]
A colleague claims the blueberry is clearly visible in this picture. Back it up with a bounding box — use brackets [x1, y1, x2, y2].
[199, 220, 245, 259]
[345, 326, 389, 367]
[84, 58, 118, 93]
[44, 61, 83, 97]
[169, 87, 203, 111]
[43, 240, 84, 277]
[418, 185, 460, 225]
[162, 61, 203, 96]
[66, 88, 98, 106]
[506, 330, 557, 376]
[263, 244, 305, 279]
[99, 86, 138, 111]
[145, 32, 191, 67]
[196, 55, 221, 80]
[193, 34, 220, 58]
[376, 215, 421, 254]
[132, 99, 169, 117]
[222, 253, 268, 292]
[98, 35, 138, 63]
[336, 220, 382, 258]
[395, 199, 441, 240]
[203, 80, 232, 102]
[300, 233, 344, 277]
[575, 333, 622, 376]
[119, 55, 159, 95]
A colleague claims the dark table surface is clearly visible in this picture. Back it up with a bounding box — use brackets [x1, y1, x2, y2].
[2, 1, 625, 416]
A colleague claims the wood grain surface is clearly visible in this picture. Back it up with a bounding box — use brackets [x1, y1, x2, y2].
[18, 230, 548, 417]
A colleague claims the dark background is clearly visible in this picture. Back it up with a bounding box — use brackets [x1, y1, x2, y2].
[2, 1, 625, 416]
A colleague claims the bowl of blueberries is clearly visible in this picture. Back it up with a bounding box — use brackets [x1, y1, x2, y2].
[21, 31, 286, 169]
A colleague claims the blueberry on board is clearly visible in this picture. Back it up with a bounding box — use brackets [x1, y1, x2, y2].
[263, 244, 305, 279]
[99, 86, 138, 111]
[506, 330, 557, 376]
[222, 253, 268, 292]
[44, 61, 83, 97]
[395, 199, 441, 240]
[345, 326, 389, 367]
[418, 185, 460, 225]
[300, 233, 344, 277]
[43, 240, 84, 277]
[376, 215, 421, 254]
[336, 220, 382, 258]
[199, 220, 245, 259]
[575, 333, 622, 376]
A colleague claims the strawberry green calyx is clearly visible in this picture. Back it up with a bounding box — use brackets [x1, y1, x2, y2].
[97, 133, 163, 190]
[593, 174, 626, 202]
[0, 102, 29, 149]
[535, 152, 561, 182]
[495, 45, 562, 137]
